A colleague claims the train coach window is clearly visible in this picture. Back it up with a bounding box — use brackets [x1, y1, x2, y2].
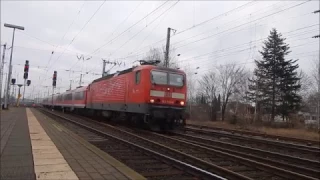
[65, 93, 72, 100]
[135, 71, 141, 84]
[169, 73, 184, 87]
[75, 92, 84, 100]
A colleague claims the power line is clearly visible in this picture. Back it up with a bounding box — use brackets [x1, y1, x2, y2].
[175, 1, 312, 49]
[50, 0, 106, 69]
[39, 0, 107, 87]
[131, 0, 177, 53]
[112, 1, 299, 60]
[171, 3, 310, 47]
[108, 1, 180, 59]
[178, 40, 319, 71]
[125, 1, 259, 58]
[175, 1, 257, 36]
[93, 1, 255, 59]
[46, 1, 87, 67]
[88, 0, 170, 56]
[177, 24, 319, 62]
[17, 31, 81, 55]
[178, 30, 319, 66]
[101, 1, 144, 43]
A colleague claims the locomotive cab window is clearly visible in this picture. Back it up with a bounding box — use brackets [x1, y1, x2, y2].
[151, 71, 167, 85]
[169, 73, 184, 87]
[135, 71, 141, 84]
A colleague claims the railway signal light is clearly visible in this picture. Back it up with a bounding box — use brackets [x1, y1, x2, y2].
[24, 60, 29, 79]
[52, 71, 57, 87]
[23, 72, 28, 79]
[11, 78, 16, 85]
[27, 80, 31, 86]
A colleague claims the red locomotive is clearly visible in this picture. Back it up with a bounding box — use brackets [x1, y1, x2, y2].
[41, 60, 187, 131]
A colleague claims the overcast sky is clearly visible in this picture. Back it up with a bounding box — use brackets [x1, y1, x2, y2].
[1, 0, 319, 100]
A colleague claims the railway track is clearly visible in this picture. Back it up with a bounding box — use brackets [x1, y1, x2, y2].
[38, 109, 317, 180]
[185, 126, 320, 161]
[38, 109, 223, 180]
[172, 132, 320, 178]
[187, 124, 320, 147]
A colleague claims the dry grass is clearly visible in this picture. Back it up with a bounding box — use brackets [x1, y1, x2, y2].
[186, 120, 320, 141]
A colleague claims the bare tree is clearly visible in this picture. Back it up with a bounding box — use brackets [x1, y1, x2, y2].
[216, 63, 245, 121]
[297, 70, 314, 100]
[198, 71, 220, 120]
[198, 71, 218, 104]
[143, 45, 179, 68]
[183, 64, 197, 104]
[231, 69, 251, 114]
[144, 47, 162, 62]
[311, 58, 319, 92]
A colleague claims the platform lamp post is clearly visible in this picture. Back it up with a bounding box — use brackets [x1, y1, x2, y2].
[3, 23, 24, 109]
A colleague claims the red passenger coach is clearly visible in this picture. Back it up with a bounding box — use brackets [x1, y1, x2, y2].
[42, 60, 187, 131]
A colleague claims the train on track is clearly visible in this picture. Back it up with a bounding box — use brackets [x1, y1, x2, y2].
[41, 60, 187, 132]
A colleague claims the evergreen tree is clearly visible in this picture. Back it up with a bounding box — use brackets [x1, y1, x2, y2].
[247, 28, 301, 121]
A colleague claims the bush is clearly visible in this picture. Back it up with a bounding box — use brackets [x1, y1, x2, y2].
[228, 114, 237, 124]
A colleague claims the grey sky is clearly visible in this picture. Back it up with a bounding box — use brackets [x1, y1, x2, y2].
[1, 0, 319, 99]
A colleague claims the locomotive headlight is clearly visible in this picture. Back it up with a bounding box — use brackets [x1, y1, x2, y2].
[180, 101, 185, 106]
[150, 99, 155, 103]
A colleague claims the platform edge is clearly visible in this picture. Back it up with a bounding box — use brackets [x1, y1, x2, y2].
[34, 109, 146, 180]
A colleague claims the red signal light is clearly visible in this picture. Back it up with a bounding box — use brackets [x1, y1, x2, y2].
[24, 65, 29, 73]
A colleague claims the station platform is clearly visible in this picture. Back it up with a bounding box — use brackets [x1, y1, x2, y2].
[0, 107, 146, 180]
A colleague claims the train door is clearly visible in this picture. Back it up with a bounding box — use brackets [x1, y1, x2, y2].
[133, 70, 141, 102]
[86, 85, 91, 108]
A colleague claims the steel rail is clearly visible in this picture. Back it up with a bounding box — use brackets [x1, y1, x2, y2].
[39, 109, 242, 180]
[41, 109, 316, 180]
[173, 132, 320, 178]
[187, 124, 320, 147]
[186, 127, 320, 154]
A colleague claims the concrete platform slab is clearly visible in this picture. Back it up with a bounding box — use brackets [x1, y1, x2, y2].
[1, 107, 146, 180]
[31, 108, 146, 180]
[1, 108, 36, 180]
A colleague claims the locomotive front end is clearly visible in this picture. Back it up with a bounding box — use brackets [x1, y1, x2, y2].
[146, 67, 187, 131]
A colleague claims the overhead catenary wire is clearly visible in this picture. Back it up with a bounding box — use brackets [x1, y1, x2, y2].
[46, 1, 87, 67]
[39, 0, 107, 87]
[101, 1, 144, 43]
[113, 1, 305, 61]
[107, 1, 180, 59]
[178, 40, 319, 72]
[20, 0, 318, 92]
[88, 0, 170, 56]
[121, 1, 309, 61]
[66, 0, 144, 76]
[175, 0, 312, 49]
[121, 1, 260, 60]
[131, 0, 177, 52]
[85, 1, 179, 74]
[177, 25, 319, 63]
[171, 1, 303, 47]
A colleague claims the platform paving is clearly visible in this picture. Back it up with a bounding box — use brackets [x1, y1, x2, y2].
[1, 107, 145, 180]
[1, 108, 36, 180]
[31, 108, 146, 180]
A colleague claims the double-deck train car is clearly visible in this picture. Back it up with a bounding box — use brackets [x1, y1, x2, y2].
[41, 61, 187, 131]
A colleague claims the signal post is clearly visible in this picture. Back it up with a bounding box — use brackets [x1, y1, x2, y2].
[52, 71, 57, 110]
[22, 60, 29, 103]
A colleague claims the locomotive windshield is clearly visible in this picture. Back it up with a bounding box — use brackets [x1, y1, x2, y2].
[151, 71, 167, 85]
[169, 73, 183, 86]
[151, 71, 184, 87]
